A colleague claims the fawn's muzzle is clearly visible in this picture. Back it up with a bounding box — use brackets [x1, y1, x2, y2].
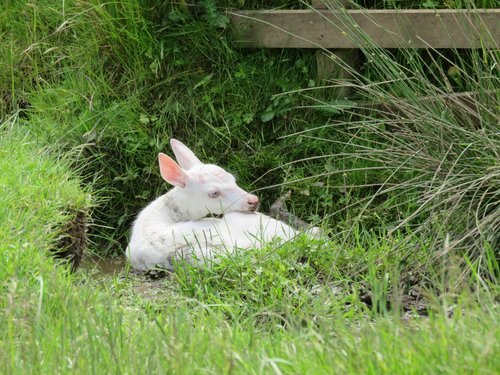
[246, 195, 259, 211]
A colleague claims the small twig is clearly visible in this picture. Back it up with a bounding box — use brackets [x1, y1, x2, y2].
[268, 190, 312, 231]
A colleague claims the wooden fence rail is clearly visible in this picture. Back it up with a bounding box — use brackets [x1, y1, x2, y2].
[229, 9, 499, 49]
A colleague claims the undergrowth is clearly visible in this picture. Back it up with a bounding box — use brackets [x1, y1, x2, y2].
[0, 0, 498, 372]
[2, 0, 498, 261]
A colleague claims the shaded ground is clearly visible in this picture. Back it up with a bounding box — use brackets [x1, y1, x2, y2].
[54, 211, 87, 270]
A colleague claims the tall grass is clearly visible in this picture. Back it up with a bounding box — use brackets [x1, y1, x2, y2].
[0, 118, 90, 293]
[267, 1, 500, 281]
[0, 124, 497, 371]
[1, 0, 333, 252]
[0, 0, 499, 372]
[1, 0, 497, 278]
[1, 0, 496, 283]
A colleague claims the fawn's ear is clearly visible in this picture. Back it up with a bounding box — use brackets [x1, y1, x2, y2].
[170, 139, 202, 170]
[158, 153, 187, 188]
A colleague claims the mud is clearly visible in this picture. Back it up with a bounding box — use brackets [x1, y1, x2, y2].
[81, 255, 174, 301]
[87, 255, 126, 275]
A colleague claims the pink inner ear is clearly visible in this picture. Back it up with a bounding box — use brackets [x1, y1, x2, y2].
[158, 153, 186, 188]
[170, 139, 203, 170]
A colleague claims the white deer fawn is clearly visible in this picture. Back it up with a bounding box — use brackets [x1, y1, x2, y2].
[126, 139, 310, 271]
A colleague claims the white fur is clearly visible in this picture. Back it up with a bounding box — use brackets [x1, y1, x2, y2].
[126, 139, 308, 271]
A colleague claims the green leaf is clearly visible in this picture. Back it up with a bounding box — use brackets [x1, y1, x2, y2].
[261, 111, 275, 122]
[314, 100, 356, 115]
[139, 113, 150, 124]
[422, 0, 438, 8]
[193, 73, 213, 90]
[243, 113, 254, 124]
[212, 14, 229, 29]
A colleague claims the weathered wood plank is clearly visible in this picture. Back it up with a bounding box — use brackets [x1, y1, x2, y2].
[229, 9, 499, 49]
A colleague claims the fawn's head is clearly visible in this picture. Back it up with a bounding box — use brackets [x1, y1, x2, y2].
[158, 139, 259, 217]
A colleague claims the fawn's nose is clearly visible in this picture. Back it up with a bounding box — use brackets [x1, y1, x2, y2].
[246, 195, 259, 210]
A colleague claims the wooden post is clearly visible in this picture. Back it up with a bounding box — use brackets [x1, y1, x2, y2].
[312, 0, 358, 98]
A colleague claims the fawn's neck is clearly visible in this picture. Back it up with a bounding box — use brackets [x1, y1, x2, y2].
[161, 189, 195, 223]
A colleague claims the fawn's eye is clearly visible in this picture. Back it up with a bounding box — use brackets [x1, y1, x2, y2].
[208, 191, 220, 198]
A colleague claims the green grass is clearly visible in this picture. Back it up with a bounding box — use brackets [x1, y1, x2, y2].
[4, 0, 496, 252]
[1, 195, 498, 373]
[1, 0, 330, 250]
[4, 297, 498, 373]
[0, 143, 497, 372]
[0, 122, 90, 277]
[0, 0, 499, 372]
